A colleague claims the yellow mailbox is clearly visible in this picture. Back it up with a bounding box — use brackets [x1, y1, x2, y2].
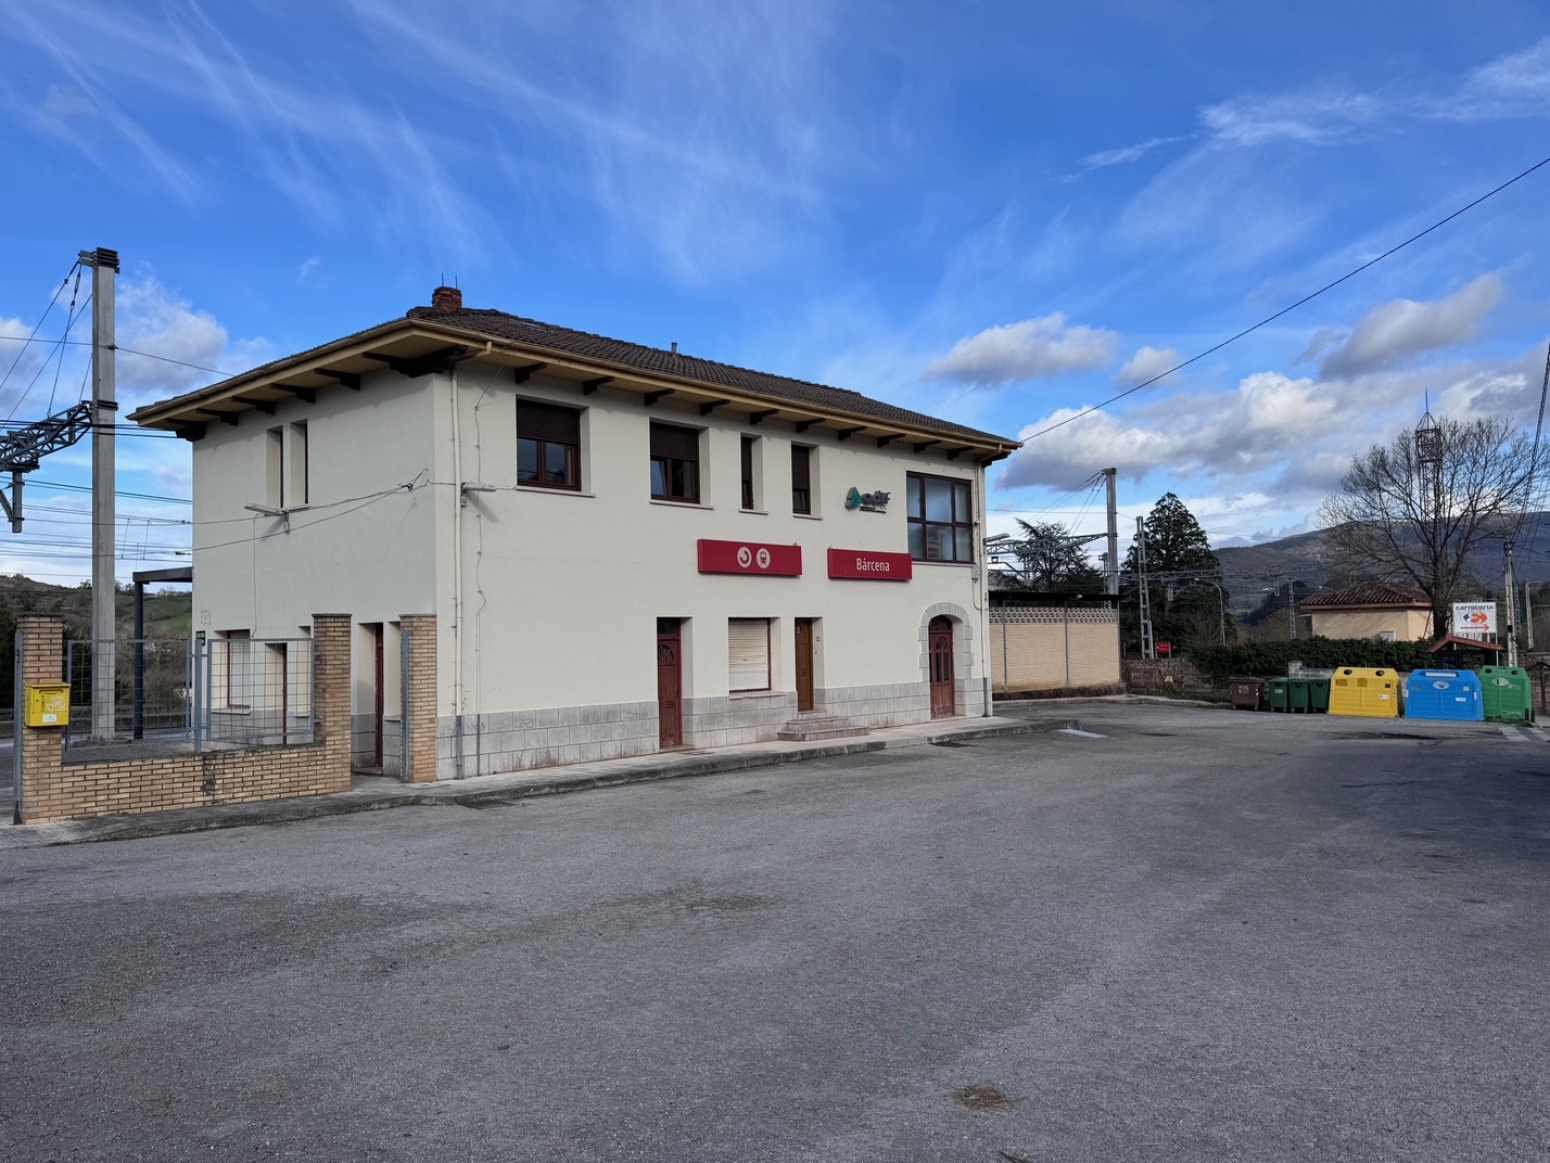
[24, 683, 70, 727]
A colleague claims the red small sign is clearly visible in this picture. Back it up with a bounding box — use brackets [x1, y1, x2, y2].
[698, 539, 802, 576]
[827, 548, 913, 581]
[1156, 641, 1172, 657]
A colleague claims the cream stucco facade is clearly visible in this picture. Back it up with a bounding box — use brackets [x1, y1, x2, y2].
[1307, 608, 1434, 641]
[184, 356, 1004, 779]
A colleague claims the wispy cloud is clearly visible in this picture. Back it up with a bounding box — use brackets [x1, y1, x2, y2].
[923, 314, 1118, 387]
[116, 276, 271, 400]
[1199, 90, 1387, 147]
[1307, 274, 1504, 378]
[1079, 135, 1191, 169]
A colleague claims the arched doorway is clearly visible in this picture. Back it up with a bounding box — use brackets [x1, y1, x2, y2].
[928, 616, 955, 718]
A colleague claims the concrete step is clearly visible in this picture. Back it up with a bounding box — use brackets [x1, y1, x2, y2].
[776, 714, 869, 742]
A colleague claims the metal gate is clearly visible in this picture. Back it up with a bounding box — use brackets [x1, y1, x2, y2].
[64, 638, 192, 750]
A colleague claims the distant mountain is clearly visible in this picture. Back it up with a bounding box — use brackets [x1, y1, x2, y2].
[1215, 513, 1550, 615]
[0, 574, 191, 638]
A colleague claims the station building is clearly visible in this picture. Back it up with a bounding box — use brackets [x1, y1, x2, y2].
[129, 288, 1019, 779]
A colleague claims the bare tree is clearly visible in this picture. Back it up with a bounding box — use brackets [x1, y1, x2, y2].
[1319, 415, 1541, 635]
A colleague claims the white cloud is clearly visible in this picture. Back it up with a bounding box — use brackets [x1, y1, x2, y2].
[1199, 90, 1386, 146]
[1314, 274, 1504, 378]
[115, 277, 271, 400]
[1115, 346, 1181, 386]
[923, 314, 1118, 387]
[296, 257, 322, 284]
[995, 350, 1542, 502]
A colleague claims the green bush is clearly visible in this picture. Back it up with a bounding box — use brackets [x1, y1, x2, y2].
[1189, 637, 1434, 683]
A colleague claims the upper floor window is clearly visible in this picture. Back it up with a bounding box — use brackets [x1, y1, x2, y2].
[791, 445, 812, 514]
[741, 436, 757, 510]
[518, 400, 581, 490]
[651, 422, 700, 502]
[907, 472, 973, 562]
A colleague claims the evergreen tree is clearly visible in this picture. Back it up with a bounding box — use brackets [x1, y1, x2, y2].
[1009, 520, 1103, 594]
[1122, 493, 1233, 653]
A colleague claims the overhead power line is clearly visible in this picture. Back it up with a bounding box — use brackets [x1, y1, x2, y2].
[0, 334, 233, 379]
[1024, 151, 1550, 443]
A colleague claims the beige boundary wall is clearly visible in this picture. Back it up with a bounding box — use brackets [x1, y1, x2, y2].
[990, 607, 1121, 694]
[14, 612, 440, 825]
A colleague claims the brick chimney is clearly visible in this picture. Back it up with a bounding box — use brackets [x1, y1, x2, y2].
[430, 285, 462, 312]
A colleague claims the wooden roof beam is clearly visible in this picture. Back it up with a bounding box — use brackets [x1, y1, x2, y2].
[235, 395, 276, 414]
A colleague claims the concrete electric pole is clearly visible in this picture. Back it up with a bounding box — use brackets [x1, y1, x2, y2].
[1504, 539, 1518, 667]
[82, 247, 119, 739]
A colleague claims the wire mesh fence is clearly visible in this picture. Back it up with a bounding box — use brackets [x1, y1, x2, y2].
[194, 635, 314, 750]
[65, 639, 193, 750]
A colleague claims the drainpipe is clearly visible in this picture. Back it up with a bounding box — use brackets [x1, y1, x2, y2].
[450, 367, 465, 778]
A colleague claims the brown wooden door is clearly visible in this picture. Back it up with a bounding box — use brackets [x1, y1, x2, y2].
[656, 619, 683, 748]
[794, 619, 815, 713]
[929, 616, 955, 719]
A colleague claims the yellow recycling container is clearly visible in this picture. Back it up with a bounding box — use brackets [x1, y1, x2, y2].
[1328, 667, 1401, 718]
[24, 682, 71, 727]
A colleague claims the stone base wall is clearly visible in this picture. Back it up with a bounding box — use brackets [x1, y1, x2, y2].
[684, 692, 797, 747]
[817, 681, 931, 727]
[437, 700, 660, 779]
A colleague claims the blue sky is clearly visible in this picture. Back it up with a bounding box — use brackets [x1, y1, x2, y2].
[3, 0, 1550, 584]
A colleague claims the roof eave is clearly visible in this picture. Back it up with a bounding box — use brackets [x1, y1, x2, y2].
[129, 317, 1021, 455]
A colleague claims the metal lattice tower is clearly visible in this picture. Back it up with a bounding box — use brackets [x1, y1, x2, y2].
[1136, 516, 1155, 661]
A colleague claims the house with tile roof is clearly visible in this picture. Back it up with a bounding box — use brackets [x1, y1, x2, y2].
[1300, 582, 1435, 642]
[129, 287, 1020, 779]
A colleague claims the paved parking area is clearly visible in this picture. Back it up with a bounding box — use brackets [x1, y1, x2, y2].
[2, 703, 1547, 1161]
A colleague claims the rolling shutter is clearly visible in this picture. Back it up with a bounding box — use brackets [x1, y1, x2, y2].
[728, 619, 771, 692]
[791, 445, 811, 491]
[518, 400, 581, 444]
[650, 422, 699, 461]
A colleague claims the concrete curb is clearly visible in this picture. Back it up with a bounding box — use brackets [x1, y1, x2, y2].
[2, 716, 1075, 849]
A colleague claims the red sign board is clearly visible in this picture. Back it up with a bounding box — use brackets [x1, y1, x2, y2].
[827, 548, 913, 581]
[697, 539, 802, 576]
[1156, 641, 1172, 657]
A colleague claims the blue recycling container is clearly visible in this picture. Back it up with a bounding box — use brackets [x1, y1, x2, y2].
[1403, 670, 1484, 722]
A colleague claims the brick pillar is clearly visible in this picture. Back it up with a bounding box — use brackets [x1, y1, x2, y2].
[399, 614, 438, 783]
[15, 615, 66, 824]
[310, 614, 353, 792]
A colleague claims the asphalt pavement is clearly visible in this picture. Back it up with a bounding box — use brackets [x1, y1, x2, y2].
[1, 703, 1546, 1162]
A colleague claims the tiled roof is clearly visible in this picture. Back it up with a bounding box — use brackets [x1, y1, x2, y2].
[405, 305, 1014, 445]
[1301, 582, 1432, 610]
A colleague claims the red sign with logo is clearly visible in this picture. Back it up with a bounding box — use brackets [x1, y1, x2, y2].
[697, 539, 802, 576]
[1156, 641, 1172, 657]
[827, 548, 913, 581]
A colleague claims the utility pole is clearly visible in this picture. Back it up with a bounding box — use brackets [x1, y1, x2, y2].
[1526, 583, 1535, 653]
[82, 247, 118, 740]
[1136, 516, 1155, 661]
[1287, 581, 1297, 640]
[1504, 539, 1518, 666]
[1104, 467, 1118, 597]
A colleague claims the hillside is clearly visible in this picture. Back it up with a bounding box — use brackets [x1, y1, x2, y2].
[0, 575, 192, 639]
[1215, 513, 1550, 614]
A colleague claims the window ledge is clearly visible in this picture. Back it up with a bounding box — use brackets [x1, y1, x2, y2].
[729, 690, 786, 701]
[792, 512, 823, 521]
[740, 507, 768, 516]
[515, 485, 595, 498]
[650, 498, 713, 510]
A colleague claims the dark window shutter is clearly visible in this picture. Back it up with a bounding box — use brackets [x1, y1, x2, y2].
[651, 423, 699, 461]
[792, 445, 811, 490]
[518, 400, 581, 445]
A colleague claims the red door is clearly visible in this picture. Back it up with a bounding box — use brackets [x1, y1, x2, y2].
[929, 616, 955, 719]
[657, 619, 683, 749]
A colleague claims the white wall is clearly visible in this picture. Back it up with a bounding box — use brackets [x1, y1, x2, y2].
[430, 363, 989, 718]
[191, 367, 438, 642]
[192, 357, 992, 725]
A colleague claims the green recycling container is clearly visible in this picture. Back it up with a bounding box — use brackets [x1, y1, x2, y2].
[1287, 678, 1311, 713]
[1307, 677, 1331, 713]
[1266, 678, 1291, 712]
[1479, 666, 1534, 723]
